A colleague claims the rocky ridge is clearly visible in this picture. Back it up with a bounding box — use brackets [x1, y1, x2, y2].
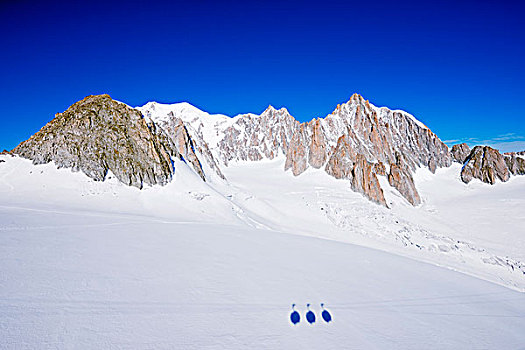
[460, 146, 510, 185]
[451, 143, 471, 163]
[12, 95, 212, 188]
[13, 94, 524, 206]
[504, 151, 525, 176]
[451, 144, 525, 185]
[142, 93, 451, 206]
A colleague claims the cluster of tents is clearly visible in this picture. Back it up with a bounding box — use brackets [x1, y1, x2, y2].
[290, 303, 332, 325]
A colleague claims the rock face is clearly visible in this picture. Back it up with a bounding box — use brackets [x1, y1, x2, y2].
[283, 94, 450, 205]
[351, 154, 386, 206]
[388, 153, 421, 206]
[284, 124, 309, 176]
[15, 93, 463, 205]
[12, 94, 181, 188]
[16, 94, 524, 204]
[138, 102, 225, 180]
[308, 118, 327, 168]
[257, 94, 449, 205]
[325, 135, 386, 205]
[504, 152, 525, 176]
[217, 106, 300, 164]
[139, 93, 452, 206]
[451, 143, 471, 163]
[160, 116, 205, 180]
[461, 146, 510, 184]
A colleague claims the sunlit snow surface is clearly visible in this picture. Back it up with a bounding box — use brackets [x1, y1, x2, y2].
[1, 154, 524, 349]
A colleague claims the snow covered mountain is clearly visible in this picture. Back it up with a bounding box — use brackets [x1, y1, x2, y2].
[6, 93, 525, 287]
[138, 93, 452, 206]
[13, 93, 523, 208]
[2, 94, 525, 348]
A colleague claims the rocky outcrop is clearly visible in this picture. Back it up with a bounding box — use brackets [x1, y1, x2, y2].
[138, 93, 452, 207]
[20, 93, 525, 204]
[156, 115, 205, 180]
[504, 152, 525, 176]
[351, 154, 386, 206]
[325, 135, 386, 205]
[451, 143, 471, 163]
[325, 135, 357, 180]
[190, 134, 226, 180]
[308, 118, 327, 168]
[461, 146, 510, 184]
[269, 94, 450, 205]
[1, 150, 10, 155]
[285, 124, 308, 176]
[138, 102, 225, 180]
[12, 94, 180, 188]
[388, 153, 421, 206]
[217, 106, 300, 165]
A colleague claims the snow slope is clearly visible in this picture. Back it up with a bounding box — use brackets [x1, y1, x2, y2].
[215, 157, 525, 291]
[1, 154, 525, 348]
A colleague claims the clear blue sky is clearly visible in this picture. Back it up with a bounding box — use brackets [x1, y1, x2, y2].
[1, 0, 524, 152]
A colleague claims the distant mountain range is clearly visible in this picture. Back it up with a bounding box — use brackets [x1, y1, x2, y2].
[10, 94, 525, 207]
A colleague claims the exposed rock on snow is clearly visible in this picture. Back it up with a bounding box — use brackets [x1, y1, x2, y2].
[388, 153, 421, 206]
[325, 135, 357, 180]
[218, 106, 299, 165]
[351, 154, 386, 206]
[23, 93, 525, 206]
[12, 94, 180, 188]
[504, 152, 525, 176]
[451, 143, 471, 163]
[461, 146, 510, 184]
[325, 135, 386, 205]
[308, 118, 327, 169]
[138, 93, 452, 206]
[138, 103, 226, 180]
[160, 116, 205, 180]
[284, 124, 309, 176]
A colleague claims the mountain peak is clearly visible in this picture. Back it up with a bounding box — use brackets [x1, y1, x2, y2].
[262, 105, 290, 116]
[12, 94, 179, 188]
[263, 105, 279, 114]
[13, 93, 458, 207]
[73, 94, 112, 107]
[349, 93, 365, 103]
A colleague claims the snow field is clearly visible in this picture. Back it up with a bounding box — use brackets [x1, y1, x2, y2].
[1, 154, 525, 348]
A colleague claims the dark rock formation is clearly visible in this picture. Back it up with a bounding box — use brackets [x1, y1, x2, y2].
[325, 135, 386, 205]
[12, 94, 180, 188]
[285, 124, 309, 176]
[157, 115, 206, 180]
[351, 154, 386, 206]
[139, 93, 452, 207]
[218, 106, 299, 164]
[461, 146, 510, 184]
[16, 93, 460, 206]
[283, 93, 449, 205]
[308, 118, 327, 169]
[504, 153, 525, 175]
[388, 153, 421, 206]
[451, 143, 471, 163]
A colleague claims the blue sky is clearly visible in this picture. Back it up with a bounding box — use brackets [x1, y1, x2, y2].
[1, 0, 524, 152]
